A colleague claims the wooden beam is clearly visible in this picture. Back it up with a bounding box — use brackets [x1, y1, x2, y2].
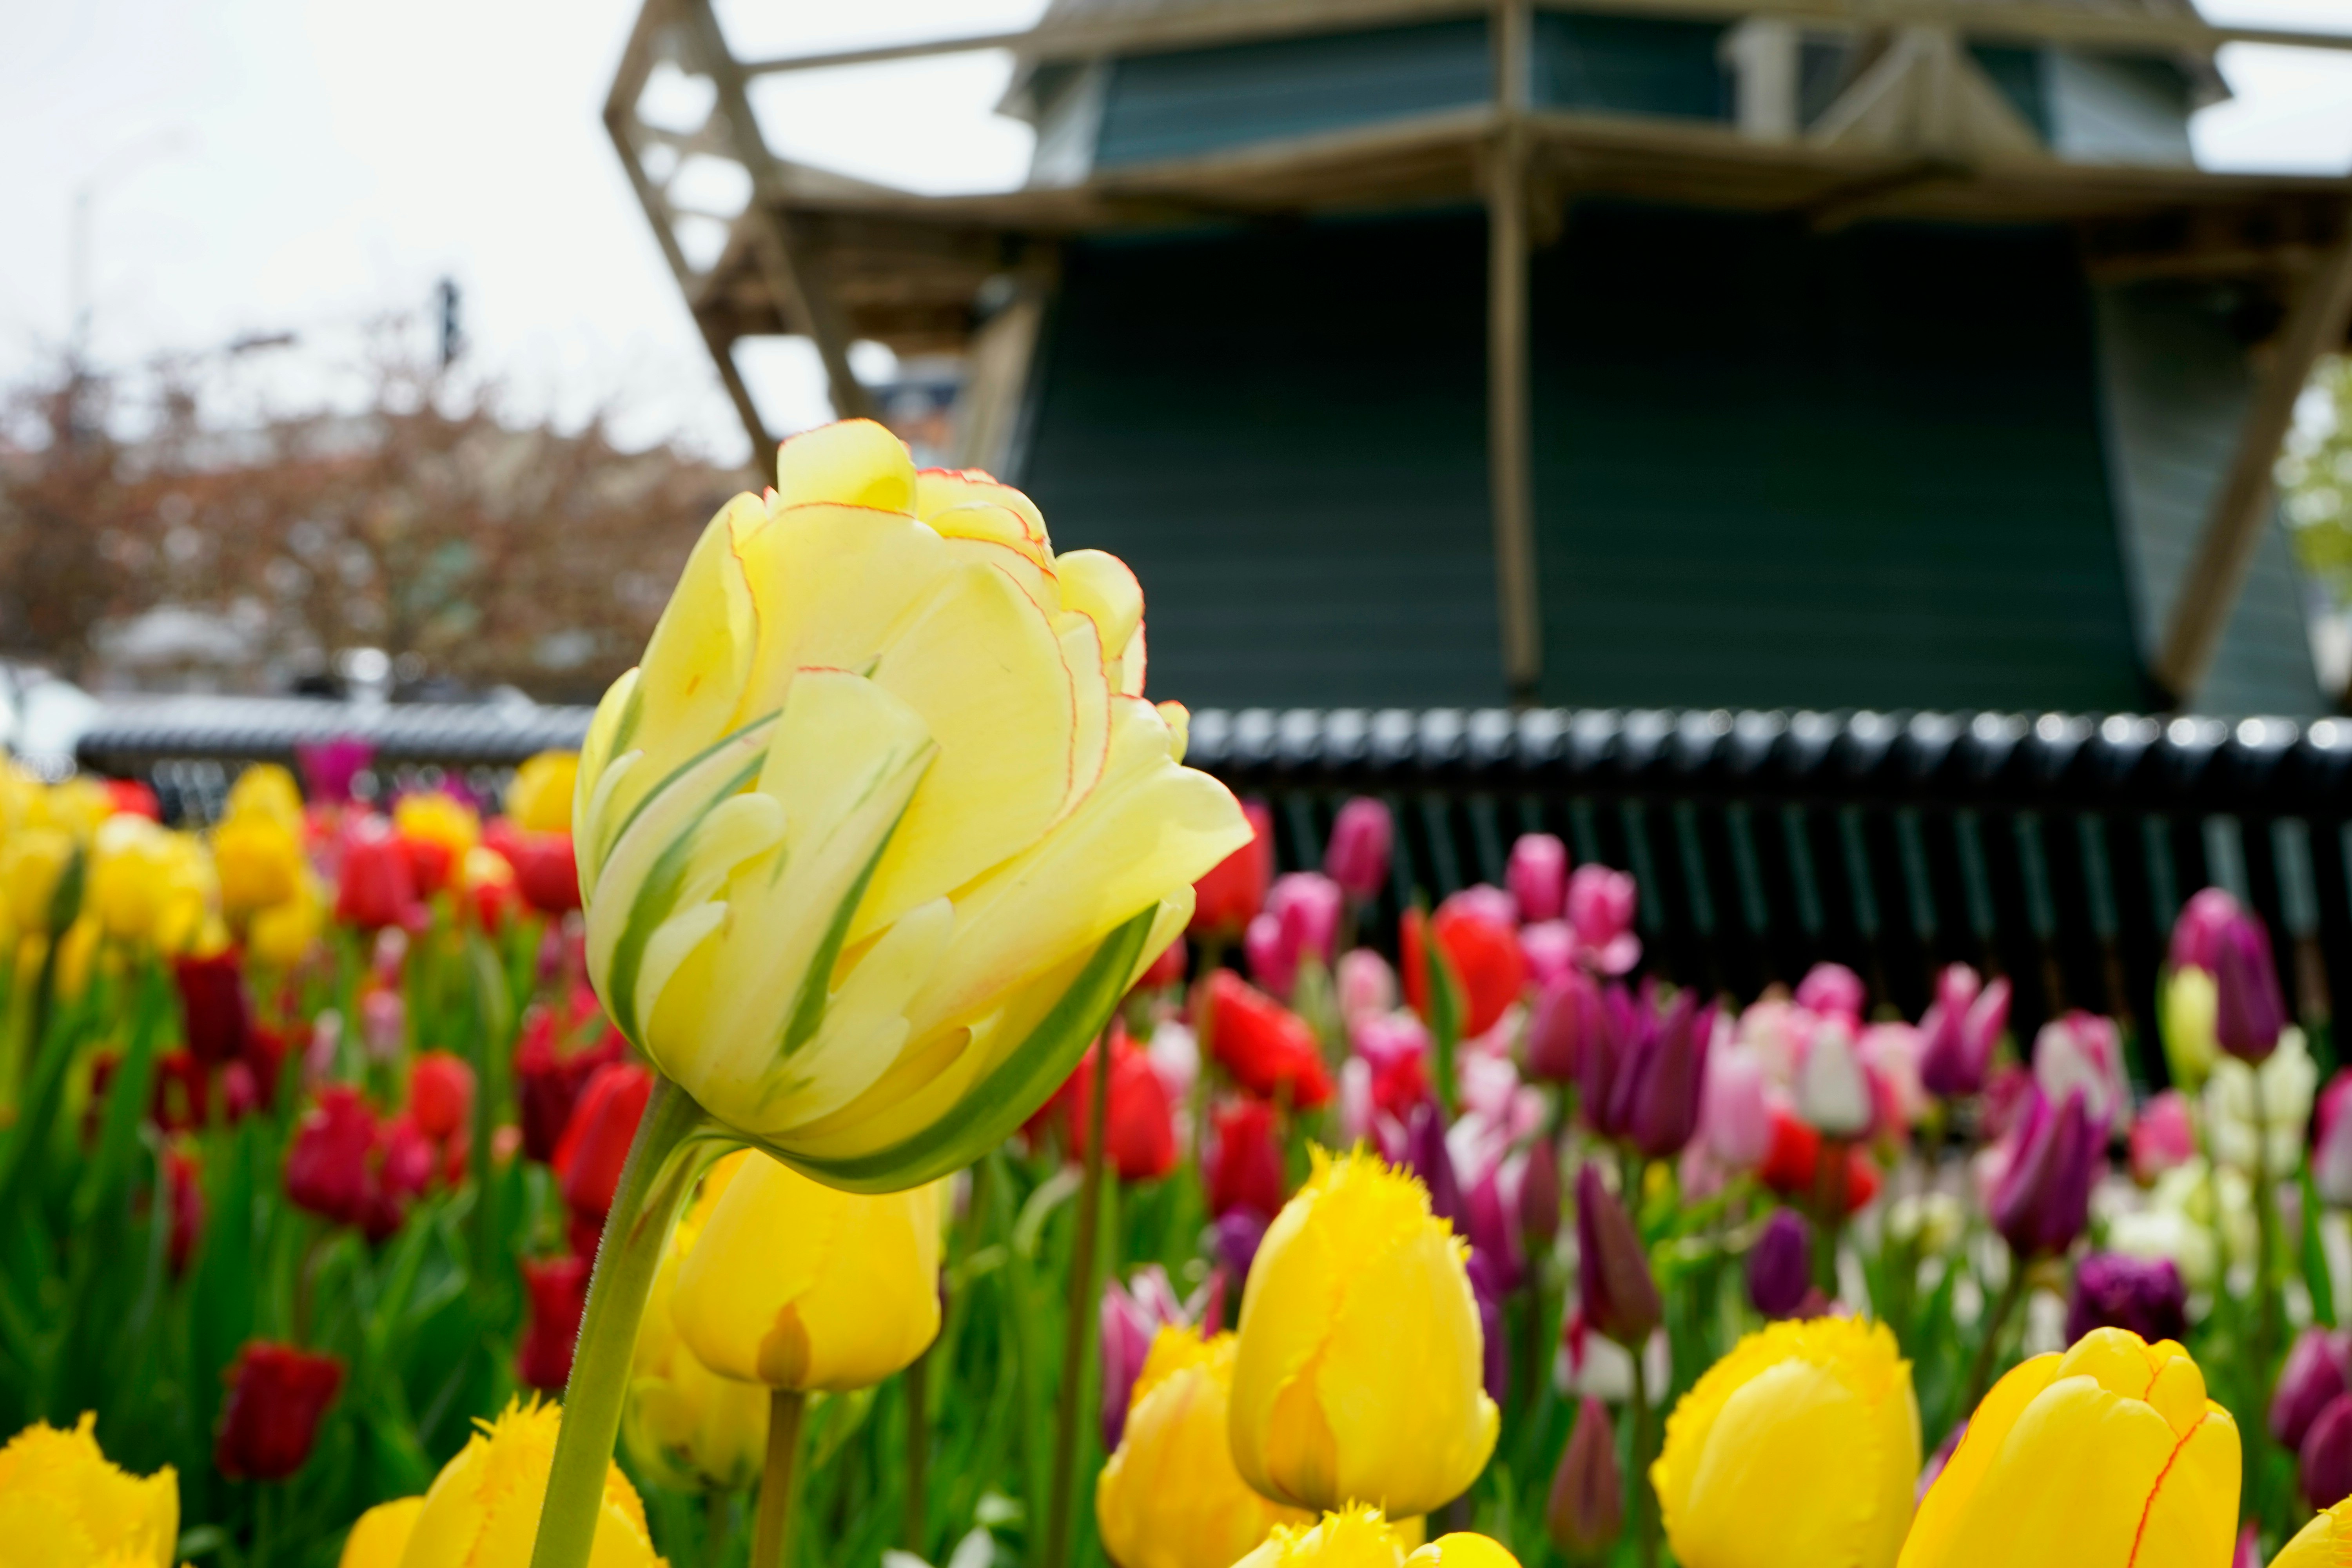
[2154, 216, 2352, 703]
[1489, 0, 1543, 703]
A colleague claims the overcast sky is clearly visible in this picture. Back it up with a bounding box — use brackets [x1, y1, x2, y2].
[4, 0, 2350, 466]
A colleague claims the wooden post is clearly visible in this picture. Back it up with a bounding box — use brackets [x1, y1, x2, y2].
[2156, 217, 2352, 703]
[1488, 0, 1543, 704]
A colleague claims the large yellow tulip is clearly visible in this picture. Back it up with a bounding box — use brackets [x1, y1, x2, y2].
[574, 419, 1248, 1190]
[1098, 1326, 1311, 1568]
[340, 1497, 425, 1568]
[2276, 1499, 2352, 1567]
[0, 1412, 178, 1568]
[1229, 1147, 1498, 1520]
[225, 762, 305, 830]
[1900, 1328, 2237, 1568]
[86, 816, 213, 953]
[393, 1398, 664, 1568]
[214, 813, 305, 919]
[1653, 1316, 1919, 1568]
[509, 751, 579, 835]
[1233, 1505, 1518, 1568]
[624, 1151, 769, 1489]
[672, 1147, 944, 1391]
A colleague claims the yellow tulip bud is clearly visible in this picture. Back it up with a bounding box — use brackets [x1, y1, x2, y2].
[396, 1398, 664, 1568]
[1234, 1506, 1515, 1568]
[672, 1148, 944, 1392]
[339, 1496, 425, 1568]
[1, 826, 78, 938]
[575, 419, 1248, 1189]
[1900, 1328, 2237, 1568]
[2276, 1498, 2352, 1567]
[624, 1151, 770, 1490]
[1654, 1316, 1919, 1568]
[214, 813, 304, 919]
[0, 1412, 178, 1568]
[2160, 966, 2220, 1093]
[1229, 1147, 1498, 1520]
[225, 762, 305, 830]
[508, 751, 581, 835]
[87, 817, 213, 953]
[1097, 1326, 1312, 1568]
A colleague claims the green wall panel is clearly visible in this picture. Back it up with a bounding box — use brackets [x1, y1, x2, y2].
[1018, 213, 1505, 711]
[1533, 13, 1731, 120]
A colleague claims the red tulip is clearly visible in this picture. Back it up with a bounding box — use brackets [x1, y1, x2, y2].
[215, 1342, 344, 1481]
[517, 1254, 592, 1390]
[553, 1062, 653, 1225]
[1430, 897, 1528, 1038]
[409, 1050, 475, 1143]
[1201, 969, 1330, 1109]
[243, 1025, 291, 1111]
[285, 1086, 379, 1228]
[1061, 1031, 1177, 1182]
[1757, 1103, 1880, 1213]
[336, 819, 418, 929]
[503, 829, 581, 916]
[1189, 799, 1272, 940]
[1204, 1098, 1285, 1219]
[514, 1002, 628, 1164]
[152, 1049, 210, 1134]
[1130, 936, 1187, 996]
[165, 1147, 204, 1276]
[103, 779, 162, 820]
[377, 1113, 438, 1204]
[172, 951, 253, 1066]
[221, 1061, 261, 1123]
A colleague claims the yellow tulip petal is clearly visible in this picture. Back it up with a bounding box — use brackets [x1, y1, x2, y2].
[612, 496, 762, 829]
[339, 1497, 423, 1568]
[1057, 611, 1112, 822]
[2129, 1406, 2240, 1568]
[1055, 549, 1143, 665]
[913, 467, 1047, 548]
[2274, 1503, 2352, 1568]
[776, 418, 915, 512]
[1410, 1536, 1522, 1568]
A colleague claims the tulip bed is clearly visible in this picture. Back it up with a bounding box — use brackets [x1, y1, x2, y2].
[3, 422, 2350, 1568]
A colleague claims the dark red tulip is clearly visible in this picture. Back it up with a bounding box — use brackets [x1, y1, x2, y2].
[1992, 1087, 2102, 1259]
[2067, 1252, 2187, 1348]
[244, 1026, 291, 1112]
[1579, 982, 1642, 1139]
[1062, 1031, 1177, 1183]
[514, 1003, 628, 1164]
[377, 1113, 437, 1203]
[2305, 1394, 2352, 1510]
[215, 1341, 344, 1481]
[1520, 1132, 1562, 1250]
[1748, 1209, 1815, 1319]
[1575, 1163, 1660, 1348]
[285, 1086, 379, 1228]
[1606, 988, 1715, 1160]
[221, 1061, 261, 1123]
[152, 1049, 210, 1134]
[172, 951, 253, 1066]
[1190, 799, 1272, 940]
[1402, 1102, 1463, 1227]
[409, 1050, 475, 1144]
[504, 829, 581, 916]
[1204, 1098, 1284, 1220]
[2276, 1328, 2350, 1450]
[1465, 1161, 1526, 1297]
[1547, 1396, 1624, 1558]
[336, 819, 418, 929]
[517, 1254, 592, 1391]
[165, 1147, 205, 1276]
[1526, 966, 1604, 1084]
[1466, 1247, 1509, 1405]
[2214, 909, 2287, 1065]
[1202, 970, 1330, 1109]
[554, 1062, 653, 1225]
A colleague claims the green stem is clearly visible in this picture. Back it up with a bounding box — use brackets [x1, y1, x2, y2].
[752, 1388, 807, 1568]
[904, 1338, 930, 1555]
[1630, 1342, 1657, 1568]
[526, 1076, 714, 1568]
[1961, 1258, 2030, 1419]
[1044, 1034, 1114, 1568]
[2252, 1065, 2280, 1485]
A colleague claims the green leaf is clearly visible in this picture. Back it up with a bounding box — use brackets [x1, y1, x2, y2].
[2304, 1165, 2337, 1328]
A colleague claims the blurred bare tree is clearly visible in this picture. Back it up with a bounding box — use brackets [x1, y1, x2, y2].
[0, 336, 734, 701]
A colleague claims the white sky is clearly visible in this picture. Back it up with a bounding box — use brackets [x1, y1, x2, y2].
[2, 0, 2350, 467]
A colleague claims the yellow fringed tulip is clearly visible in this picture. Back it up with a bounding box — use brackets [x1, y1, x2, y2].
[1229, 1147, 1498, 1519]
[1097, 1326, 1311, 1568]
[624, 1151, 769, 1489]
[2276, 1499, 2352, 1567]
[672, 1147, 944, 1391]
[1653, 1316, 1919, 1568]
[509, 751, 579, 835]
[1900, 1328, 2238, 1568]
[340, 1496, 425, 1568]
[0, 1412, 178, 1568]
[574, 419, 1249, 1189]
[394, 1398, 665, 1568]
[1234, 1505, 1516, 1568]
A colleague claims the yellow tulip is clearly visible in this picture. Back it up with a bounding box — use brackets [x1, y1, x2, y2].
[0, 1412, 178, 1568]
[86, 816, 212, 953]
[340, 1496, 425, 1568]
[394, 792, 480, 861]
[1229, 1147, 1498, 1520]
[508, 751, 579, 835]
[214, 813, 305, 919]
[1, 826, 78, 938]
[395, 1398, 665, 1568]
[2276, 1498, 2352, 1567]
[1653, 1316, 1918, 1568]
[1098, 1326, 1312, 1568]
[1234, 1506, 1516, 1568]
[1900, 1328, 2237, 1568]
[38, 778, 117, 841]
[248, 873, 325, 969]
[2160, 966, 2219, 1092]
[574, 419, 1248, 1189]
[225, 762, 305, 829]
[671, 1148, 944, 1390]
[624, 1151, 769, 1490]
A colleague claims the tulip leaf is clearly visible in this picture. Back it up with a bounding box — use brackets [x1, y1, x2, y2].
[2302, 1165, 2337, 1328]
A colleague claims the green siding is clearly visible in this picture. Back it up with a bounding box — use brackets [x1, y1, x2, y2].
[1969, 45, 2053, 141]
[1533, 14, 1731, 120]
[1528, 202, 2149, 711]
[1092, 21, 1491, 168]
[1018, 213, 1504, 710]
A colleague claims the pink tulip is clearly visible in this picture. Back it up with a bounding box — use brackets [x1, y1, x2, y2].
[1520, 920, 1577, 989]
[2170, 885, 2244, 973]
[1243, 871, 1344, 998]
[2130, 1090, 2197, 1186]
[1566, 866, 1640, 975]
[2316, 1071, 2352, 1207]
[1794, 962, 1866, 1024]
[1701, 1041, 1773, 1170]
[1508, 834, 1570, 924]
[2034, 1010, 2128, 1125]
[1335, 948, 1397, 1022]
[1857, 1022, 1928, 1131]
[1322, 797, 1394, 903]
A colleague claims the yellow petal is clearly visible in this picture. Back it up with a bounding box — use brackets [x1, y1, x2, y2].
[776, 418, 915, 512]
[1055, 549, 1143, 666]
[339, 1497, 423, 1568]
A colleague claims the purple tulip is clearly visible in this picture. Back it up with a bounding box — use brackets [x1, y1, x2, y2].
[2276, 1328, 2350, 1450]
[1322, 797, 1393, 903]
[1920, 965, 2011, 1099]
[1546, 1396, 1624, 1557]
[1575, 1163, 1661, 1348]
[1520, 1132, 1562, 1250]
[2065, 1253, 2187, 1348]
[2170, 886, 2244, 973]
[2214, 909, 2287, 1064]
[1404, 1102, 1462, 1227]
[1580, 982, 1641, 1138]
[1466, 1248, 1511, 1407]
[295, 735, 374, 804]
[1215, 1207, 1270, 1283]
[1795, 962, 1866, 1024]
[2305, 1394, 2352, 1511]
[1606, 989, 1715, 1160]
[1465, 1161, 1527, 1296]
[1527, 967, 1603, 1084]
[1748, 1209, 1816, 1319]
[1991, 1087, 2102, 1259]
[1508, 833, 1570, 924]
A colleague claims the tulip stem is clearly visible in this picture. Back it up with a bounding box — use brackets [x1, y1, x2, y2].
[1629, 1346, 1658, 1568]
[526, 1075, 714, 1568]
[1045, 1033, 1114, 1568]
[753, 1388, 807, 1568]
[904, 1339, 929, 1555]
[1961, 1259, 2029, 1419]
